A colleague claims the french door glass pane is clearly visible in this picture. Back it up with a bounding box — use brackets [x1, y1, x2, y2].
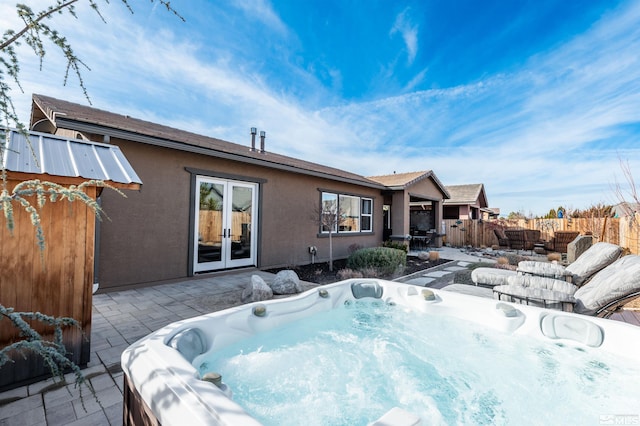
[230, 185, 252, 260]
[198, 182, 224, 263]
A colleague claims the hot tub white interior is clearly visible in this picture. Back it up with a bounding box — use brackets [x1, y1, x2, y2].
[121, 279, 640, 426]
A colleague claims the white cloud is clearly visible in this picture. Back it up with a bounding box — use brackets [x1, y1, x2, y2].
[230, 0, 288, 35]
[6, 1, 640, 216]
[390, 8, 419, 65]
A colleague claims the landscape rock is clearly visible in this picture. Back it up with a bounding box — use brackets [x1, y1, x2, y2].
[241, 275, 273, 303]
[567, 235, 593, 263]
[418, 251, 430, 261]
[270, 270, 302, 295]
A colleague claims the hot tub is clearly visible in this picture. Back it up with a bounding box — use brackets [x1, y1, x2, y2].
[121, 279, 640, 425]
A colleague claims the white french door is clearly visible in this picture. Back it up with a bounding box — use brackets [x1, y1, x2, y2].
[194, 176, 257, 272]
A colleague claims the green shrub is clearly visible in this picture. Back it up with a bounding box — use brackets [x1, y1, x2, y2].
[382, 240, 408, 253]
[347, 247, 407, 276]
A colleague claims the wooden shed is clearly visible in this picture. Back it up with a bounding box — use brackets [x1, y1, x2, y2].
[0, 129, 141, 389]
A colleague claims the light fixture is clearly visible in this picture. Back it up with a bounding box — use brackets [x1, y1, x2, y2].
[250, 127, 257, 135]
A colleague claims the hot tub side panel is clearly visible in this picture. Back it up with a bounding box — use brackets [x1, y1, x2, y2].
[124, 374, 161, 426]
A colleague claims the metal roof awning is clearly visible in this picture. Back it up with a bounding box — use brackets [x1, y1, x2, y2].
[2, 129, 142, 189]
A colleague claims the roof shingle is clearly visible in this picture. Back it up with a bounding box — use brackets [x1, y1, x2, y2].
[31, 94, 383, 189]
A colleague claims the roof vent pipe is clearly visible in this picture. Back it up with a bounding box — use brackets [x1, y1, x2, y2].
[260, 130, 266, 153]
[250, 127, 257, 151]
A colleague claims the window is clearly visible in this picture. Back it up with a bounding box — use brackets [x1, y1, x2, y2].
[320, 192, 373, 234]
[321, 193, 337, 233]
[361, 198, 372, 231]
[339, 195, 360, 232]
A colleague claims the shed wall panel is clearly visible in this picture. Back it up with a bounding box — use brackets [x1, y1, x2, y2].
[0, 178, 95, 389]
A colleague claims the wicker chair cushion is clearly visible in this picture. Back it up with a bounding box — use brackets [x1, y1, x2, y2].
[506, 274, 578, 294]
[573, 255, 640, 315]
[564, 242, 622, 286]
[517, 261, 569, 280]
[471, 267, 515, 287]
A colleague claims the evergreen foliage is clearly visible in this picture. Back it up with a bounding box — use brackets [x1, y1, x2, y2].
[347, 247, 407, 276]
[0, 304, 97, 409]
[382, 240, 408, 253]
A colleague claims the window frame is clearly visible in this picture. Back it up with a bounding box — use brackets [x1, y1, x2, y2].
[361, 198, 373, 232]
[319, 191, 373, 235]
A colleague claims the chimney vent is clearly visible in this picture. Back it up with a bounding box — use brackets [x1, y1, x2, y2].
[250, 127, 257, 151]
[259, 131, 266, 153]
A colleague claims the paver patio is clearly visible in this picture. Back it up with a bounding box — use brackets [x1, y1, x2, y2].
[1, 248, 638, 425]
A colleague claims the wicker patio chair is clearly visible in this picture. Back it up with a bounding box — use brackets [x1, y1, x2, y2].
[545, 231, 580, 253]
[493, 228, 509, 248]
[504, 229, 526, 250]
[472, 242, 622, 287]
[523, 229, 542, 250]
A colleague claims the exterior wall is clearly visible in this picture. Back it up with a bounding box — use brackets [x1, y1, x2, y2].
[94, 138, 382, 289]
[460, 205, 471, 219]
[390, 191, 407, 236]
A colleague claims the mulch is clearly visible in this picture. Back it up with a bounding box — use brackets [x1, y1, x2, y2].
[265, 256, 453, 285]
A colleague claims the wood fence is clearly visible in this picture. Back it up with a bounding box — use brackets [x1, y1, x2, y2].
[442, 215, 640, 255]
[199, 211, 252, 243]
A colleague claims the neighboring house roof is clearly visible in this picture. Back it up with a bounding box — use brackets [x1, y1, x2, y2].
[443, 184, 488, 207]
[31, 94, 385, 190]
[612, 202, 640, 217]
[367, 171, 450, 198]
[2, 128, 142, 189]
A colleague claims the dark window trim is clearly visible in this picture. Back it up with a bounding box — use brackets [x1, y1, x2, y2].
[318, 189, 374, 236]
[317, 187, 377, 200]
[185, 167, 264, 276]
[185, 167, 267, 184]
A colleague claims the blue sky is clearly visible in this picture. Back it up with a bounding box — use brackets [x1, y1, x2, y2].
[3, 0, 640, 216]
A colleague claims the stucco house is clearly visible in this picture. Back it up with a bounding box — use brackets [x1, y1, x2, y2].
[443, 183, 492, 220]
[367, 171, 449, 245]
[29, 94, 448, 291]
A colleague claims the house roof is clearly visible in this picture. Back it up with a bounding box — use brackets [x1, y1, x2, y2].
[367, 171, 450, 198]
[443, 184, 488, 207]
[2, 128, 142, 189]
[30, 94, 385, 190]
[612, 202, 640, 217]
